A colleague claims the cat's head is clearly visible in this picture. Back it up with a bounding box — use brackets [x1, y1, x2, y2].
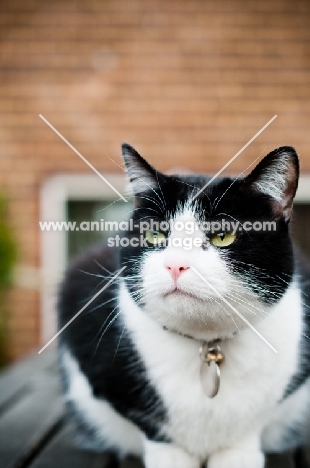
[120, 144, 299, 339]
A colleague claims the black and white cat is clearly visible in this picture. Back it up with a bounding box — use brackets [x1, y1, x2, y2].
[59, 144, 310, 468]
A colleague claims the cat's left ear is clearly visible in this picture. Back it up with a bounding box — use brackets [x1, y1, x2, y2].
[245, 146, 299, 221]
[122, 143, 160, 196]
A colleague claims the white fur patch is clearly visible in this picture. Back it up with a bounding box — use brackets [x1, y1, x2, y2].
[208, 448, 264, 468]
[143, 440, 200, 468]
[62, 347, 143, 456]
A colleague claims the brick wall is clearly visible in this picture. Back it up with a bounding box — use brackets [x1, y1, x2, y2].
[1, 0, 310, 360]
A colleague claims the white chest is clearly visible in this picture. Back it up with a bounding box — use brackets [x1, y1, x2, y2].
[119, 283, 303, 458]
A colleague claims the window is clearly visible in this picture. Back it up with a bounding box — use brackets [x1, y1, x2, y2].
[40, 173, 128, 343]
[67, 199, 131, 260]
[291, 204, 310, 262]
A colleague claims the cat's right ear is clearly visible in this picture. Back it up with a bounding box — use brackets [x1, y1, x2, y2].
[122, 143, 159, 196]
[244, 146, 299, 222]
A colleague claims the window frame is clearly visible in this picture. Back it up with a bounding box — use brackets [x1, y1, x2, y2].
[40, 173, 126, 344]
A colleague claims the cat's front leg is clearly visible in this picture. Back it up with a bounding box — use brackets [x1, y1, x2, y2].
[207, 434, 264, 468]
[208, 449, 264, 468]
[143, 439, 201, 468]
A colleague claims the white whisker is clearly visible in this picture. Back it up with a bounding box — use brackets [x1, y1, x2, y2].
[191, 266, 278, 353]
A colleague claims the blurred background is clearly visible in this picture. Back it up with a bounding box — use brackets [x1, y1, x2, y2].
[1, 0, 310, 363]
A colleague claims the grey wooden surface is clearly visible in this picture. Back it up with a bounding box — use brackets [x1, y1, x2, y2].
[0, 349, 308, 468]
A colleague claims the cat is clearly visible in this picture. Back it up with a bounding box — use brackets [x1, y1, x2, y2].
[58, 144, 310, 468]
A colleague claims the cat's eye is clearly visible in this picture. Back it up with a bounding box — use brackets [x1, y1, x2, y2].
[210, 232, 237, 248]
[145, 230, 166, 245]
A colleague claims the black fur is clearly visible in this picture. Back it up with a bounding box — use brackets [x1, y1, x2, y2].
[59, 245, 168, 443]
[283, 252, 310, 399]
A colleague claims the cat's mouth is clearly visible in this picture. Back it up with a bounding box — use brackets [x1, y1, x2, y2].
[164, 287, 200, 300]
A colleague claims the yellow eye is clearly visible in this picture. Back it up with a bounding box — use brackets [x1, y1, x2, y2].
[210, 232, 237, 248]
[145, 230, 166, 245]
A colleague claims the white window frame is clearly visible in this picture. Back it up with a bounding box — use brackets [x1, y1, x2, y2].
[40, 173, 127, 344]
[293, 176, 310, 204]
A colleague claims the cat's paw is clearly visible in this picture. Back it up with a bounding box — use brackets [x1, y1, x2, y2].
[143, 440, 201, 468]
[208, 448, 264, 468]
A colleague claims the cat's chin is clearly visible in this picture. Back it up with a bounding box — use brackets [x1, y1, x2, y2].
[146, 307, 238, 342]
[142, 289, 269, 341]
[141, 294, 232, 340]
[161, 289, 207, 315]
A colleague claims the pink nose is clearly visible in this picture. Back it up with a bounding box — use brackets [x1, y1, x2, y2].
[166, 264, 190, 281]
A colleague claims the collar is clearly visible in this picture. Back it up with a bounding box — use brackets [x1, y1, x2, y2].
[162, 325, 233, 398]
[162, 325, 236, 344]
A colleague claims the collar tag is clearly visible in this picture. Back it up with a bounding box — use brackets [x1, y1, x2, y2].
[199, 341, 224, 398]
[162, 327, 226, 398]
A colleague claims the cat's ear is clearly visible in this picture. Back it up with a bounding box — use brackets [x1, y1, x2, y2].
[245, 146, 299, 221]
[122, 143, 159, 195]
